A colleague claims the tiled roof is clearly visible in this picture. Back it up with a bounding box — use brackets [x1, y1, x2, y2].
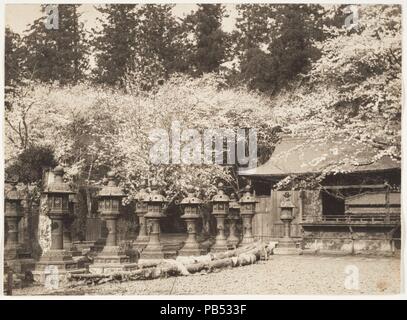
[240, 136, 400, 177]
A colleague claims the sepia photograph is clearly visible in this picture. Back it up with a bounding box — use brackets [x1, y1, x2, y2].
[1, 1, 404, 299]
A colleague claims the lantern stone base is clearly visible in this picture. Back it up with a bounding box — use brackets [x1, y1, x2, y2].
[32, 250, 87, 283]
[139, 243, 165, 260]
[178, 243, 207, 257]
[89, 246, 138, 274]
[178, 248, 207, 257]
[227, 240, 240, 250]
[238, 237, 254, 248]
[35, 249, 77, 264]
[89, 263, 139, 274]
[211, 241, 229, 253]
[32, 267, 87, 284]
[139, 249, 165, 260]
[273, 238, 302, 255]
[133, 236, 150, 250]
[93, 246, 132, 263]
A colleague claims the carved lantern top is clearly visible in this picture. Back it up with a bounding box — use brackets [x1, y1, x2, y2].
[145, 181, 166, 203]
[279, 191, 296, 209]
[180, 187, 202, 206]
[5, 181, 22, 202]
[98, 171, 125, 218]
[279, 191, 296, 221]
[239, 185, 256, 215]
[134, 180, 149, 215]
[228, 193, 240, 219]
[180, 188, 202, 219]
[5, 181, 23, 218]
[144, 180, 166, 218]
[211, 183, 230, 203]
[98, 171, 125, 198]
[43, 166, 75, 217]
[211, 183, 229, 216]
[43, 166, 75, 195]
[239, 185, 255, 204]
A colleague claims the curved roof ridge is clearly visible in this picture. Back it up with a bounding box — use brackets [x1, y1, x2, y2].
[240, 135, 400, 177]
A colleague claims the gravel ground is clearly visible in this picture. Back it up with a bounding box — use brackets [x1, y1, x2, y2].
[13, 255, 401, 296]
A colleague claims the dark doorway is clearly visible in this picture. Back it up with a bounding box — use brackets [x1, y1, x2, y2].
[322, 191, 345, 216]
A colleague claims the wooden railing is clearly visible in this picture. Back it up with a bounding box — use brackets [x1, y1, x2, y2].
[303, 214, 400, 224]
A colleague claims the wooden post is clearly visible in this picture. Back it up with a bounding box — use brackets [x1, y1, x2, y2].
[385, 183, 390, 223]
[298, 189, 304, 222]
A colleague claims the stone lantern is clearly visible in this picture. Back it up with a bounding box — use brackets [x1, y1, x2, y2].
[280, 192, 296, 238]
[139, 181, 167, 260]
[274, 191, 300, 255]
[210, 183, 230, 253]
[90, 171, 137, 273]
[33, 166, 84, 282]
[239, 185, 256, 246]
[134, 180, 149, 249]
[227, 193, 241, 249]
[4, 180, 24, 261]
[63, 194, 81, 257]
[178, 188, 206, 256]
[4, 180, 35, 277]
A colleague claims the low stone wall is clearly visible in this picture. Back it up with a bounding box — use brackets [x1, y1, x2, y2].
[302, 225, 398, 256]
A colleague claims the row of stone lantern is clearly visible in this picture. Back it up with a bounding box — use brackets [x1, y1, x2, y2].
[5, 163, 303, 288]
[4, 168, 94, 283]
[209, 183, 257, 252]
[7, 165, 258, 282]
[133, 182, 257, 257]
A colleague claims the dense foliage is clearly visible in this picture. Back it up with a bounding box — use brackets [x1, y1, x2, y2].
[4, 74, 278, 201]
[22, 4, 89, 84]
[4, 4, 402, 197]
